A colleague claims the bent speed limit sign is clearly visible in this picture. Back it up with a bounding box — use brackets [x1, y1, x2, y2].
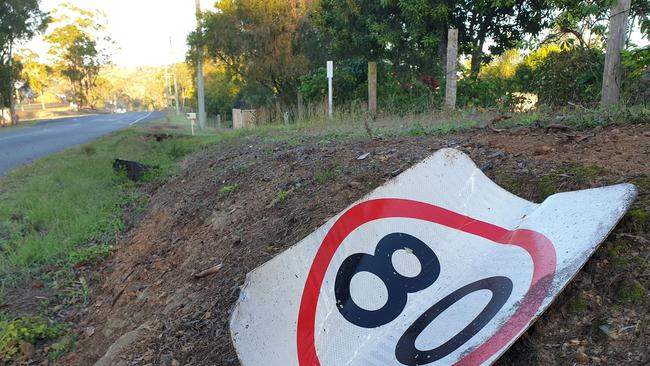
[230, 148, 636, 365]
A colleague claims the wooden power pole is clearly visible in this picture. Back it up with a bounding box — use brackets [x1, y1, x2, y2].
[445, 28, 458, 109]
[170, 37, 181, 116]
[601, 0, 630, 105]
[195, 0, 206, 129]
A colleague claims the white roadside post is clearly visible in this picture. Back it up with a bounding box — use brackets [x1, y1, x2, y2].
[327, 61, 334, 118]
[187, 112, 196, 136]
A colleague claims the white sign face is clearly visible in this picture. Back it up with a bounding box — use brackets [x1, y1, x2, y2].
[186, 112, 197, 120]
[326, 61, 334, 79]
[230, 148, 636, 366]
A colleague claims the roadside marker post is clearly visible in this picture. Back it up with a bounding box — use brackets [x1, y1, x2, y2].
[327, 61, 333, 118]
[186, 112, 196, 136]
[230, 148, 636, 366]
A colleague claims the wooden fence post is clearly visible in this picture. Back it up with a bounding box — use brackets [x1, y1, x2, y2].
[368, 61, 377, 115]
[297, 91, 304, 121]
[445, 28, 458, 109]
[601, 0, 631, 105]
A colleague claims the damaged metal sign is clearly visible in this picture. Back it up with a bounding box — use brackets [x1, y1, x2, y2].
[230, 148, 637, 366]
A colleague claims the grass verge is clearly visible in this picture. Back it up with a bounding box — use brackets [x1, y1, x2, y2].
[0, 114, 231, 361]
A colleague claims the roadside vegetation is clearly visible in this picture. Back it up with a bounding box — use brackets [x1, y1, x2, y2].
[0, 115, 224, 360]
[1, 104, 649, 362]
[0, 0, 648, 363]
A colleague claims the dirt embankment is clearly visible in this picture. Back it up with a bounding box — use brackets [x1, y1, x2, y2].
[55, 124, 649, 365]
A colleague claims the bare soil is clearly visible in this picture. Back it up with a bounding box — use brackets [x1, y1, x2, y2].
[31, 123, 650, 365]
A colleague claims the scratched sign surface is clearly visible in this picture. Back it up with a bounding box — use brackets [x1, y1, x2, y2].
[230, 148, 636, 366]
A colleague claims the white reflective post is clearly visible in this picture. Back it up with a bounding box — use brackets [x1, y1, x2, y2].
[327, 61, 333, 118]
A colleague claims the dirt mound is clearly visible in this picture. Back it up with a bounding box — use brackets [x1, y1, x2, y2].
[61, 124, 649, 365]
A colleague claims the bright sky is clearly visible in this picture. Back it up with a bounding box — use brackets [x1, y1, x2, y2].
[23, 0, 214, 68]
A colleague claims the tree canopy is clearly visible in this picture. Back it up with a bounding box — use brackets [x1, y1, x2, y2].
[0, 0, 47, 123]
[44, 2, 111, 108]
[193, 0, 313, 107]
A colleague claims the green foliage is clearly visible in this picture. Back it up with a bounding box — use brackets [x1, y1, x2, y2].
[277, 190, 289, 202]
[0, 316, 61, 361]
[299, 58, 367, 105]
[517, 47, 604, 106]
[457, 49, 526, 109]
[197, 0, 312, 106]
[545, 0, 611, 49]
[203, 63, 241, 119]
[0, 120, 223, 287]
[50, 333, 77, 360]
[314, 169, 339, 184]
[622, 46, 650, 105]
[314, 0, 550, 77]
[0, 57, 22, 112]
[313, 0, 445, 76]
[457, 76, 516, 109]
[622, 208, 649, 233]
[44, 3, 111, 108]
[618, 280, 647, 304]
[513, 44, 562, 92]
[299, 59, 440, 114]
[67, 244, 113, 266]
[0, 0, 47, 112]
[407, 123, 426, 136]
[219, 184, 238, 195]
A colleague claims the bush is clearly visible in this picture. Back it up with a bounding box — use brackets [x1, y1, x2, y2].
[516, 47, 604, 106]
[299, 58, 367, 105]
[299, 59, 442, 115]
[622, 46, 650, 105]
[457, 76, 516, 109]
[0, 316, 61, 361]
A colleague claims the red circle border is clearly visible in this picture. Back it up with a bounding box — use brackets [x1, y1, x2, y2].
[296, 198, 557, 366]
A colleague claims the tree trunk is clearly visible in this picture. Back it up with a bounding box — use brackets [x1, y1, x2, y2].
[8, 42, 18, 125]
[470, 47, 482, 77]
[9, 89, 17, 125]
[40, 89, 46, 110]
[601, 0, 631, 105]
[470, 27, 487, 78]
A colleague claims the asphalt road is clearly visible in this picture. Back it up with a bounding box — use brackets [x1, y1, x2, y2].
[0, 111, 164, 176]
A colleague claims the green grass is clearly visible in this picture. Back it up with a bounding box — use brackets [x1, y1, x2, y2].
[0, 120, 225, 287]
[314, 168, 340, 184]
[219, 184, 238, 195]
[277, 190, 290, 202]
[0, 114, 238, 360]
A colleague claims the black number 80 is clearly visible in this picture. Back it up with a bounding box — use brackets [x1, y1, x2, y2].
[334, 232, 513, 365]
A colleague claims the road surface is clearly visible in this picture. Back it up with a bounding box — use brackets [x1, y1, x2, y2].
[0, 111, 164, 175]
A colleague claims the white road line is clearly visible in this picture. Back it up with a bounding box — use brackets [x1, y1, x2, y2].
[129, 112, 153, 126]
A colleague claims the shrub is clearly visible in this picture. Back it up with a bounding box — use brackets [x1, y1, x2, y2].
[622, 46, 650, 105]
[299, 59, 442, 115]
[0, 316, 61, 361]
[516, 47, 604, 106]
[457, 76, 516, 109]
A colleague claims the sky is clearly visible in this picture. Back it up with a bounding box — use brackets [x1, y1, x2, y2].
[23, 0, 214, 68]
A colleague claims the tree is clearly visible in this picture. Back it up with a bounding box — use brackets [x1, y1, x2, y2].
[194, 0, 313, 107]
[313, 0, 448, 78]
[18, 50, 51, 110]
[313, 0, 552, 78]
[450, 0, 551, 76]
[0, 0, 47, 124]
[45, 3, 111, 108]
